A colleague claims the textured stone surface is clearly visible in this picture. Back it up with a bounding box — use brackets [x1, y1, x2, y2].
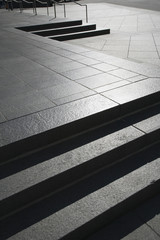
[87, 195, 160, 240]
[76, 73, 122, 89]
[134, 113, 160, 133]
[5, 155, 160, 240]
[102, 78, 160, 104]
[0, 95, 118, 147]
[0, 125, 143, 201]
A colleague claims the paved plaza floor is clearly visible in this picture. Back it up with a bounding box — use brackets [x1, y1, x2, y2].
[23, 2, 160, 66]
[0, 2, 160, 239]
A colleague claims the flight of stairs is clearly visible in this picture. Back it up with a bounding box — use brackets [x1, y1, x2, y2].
[17, 19, 110, 41]
[0, 77, 160, 239]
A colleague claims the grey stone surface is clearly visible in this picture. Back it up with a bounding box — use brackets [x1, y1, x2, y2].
[127, 75, 148, 82]
[134, 113, 160, 133]
[135, 194, 160, 236]
[102, 78, 160, 104]
[94, 80, 130, 93]
[61, 66, 101, 80]
[0, 125, 143, 201]
[38, 82, 89, 101]
[92, 63, 119, 72]
[0, 91, 55, 120]
[47, 61, 85, 73]
[76, 72, 122, 89]
[0, 94, 117, 147]
[87, 209, 160, 240]
[54, 90, 96, 105]
[109, 68, 139, 79]
[6, 155, 160, 240]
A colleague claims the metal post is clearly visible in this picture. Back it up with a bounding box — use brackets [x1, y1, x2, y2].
[47, 1, 49, 15]
[86, 5, 88, 23]
[19, 0, 23, 12]
[64, 3, 66, 17]
[33, 0, 37, 15]
[54, 2, 56, 18]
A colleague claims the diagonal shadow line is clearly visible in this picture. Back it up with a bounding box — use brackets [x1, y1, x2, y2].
[0, 142, 160, 239]
[1, 102, 160, 179]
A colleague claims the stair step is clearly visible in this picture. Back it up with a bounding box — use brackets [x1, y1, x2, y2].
[17, 20, 83, 32]
[32, 24, 97, 37]
[0, 104, 160, 220]
[1, 78, 160, 164]
[50, 28, 110, 41]
[1, 143, 160, 239]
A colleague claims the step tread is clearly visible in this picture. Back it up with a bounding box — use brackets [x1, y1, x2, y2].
[1, 107, 160, 218]
[3, 151, 160, 240]
[0, 124, 144, 202]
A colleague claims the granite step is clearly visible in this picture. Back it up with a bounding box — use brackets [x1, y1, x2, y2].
[0, 102, 160, 220]
[32, 24, 96, 37]
[17, 20, 83, 32]
[1, 78, 160, 164]
[0, 143, 160, 240]
[50, 28, 110, 41]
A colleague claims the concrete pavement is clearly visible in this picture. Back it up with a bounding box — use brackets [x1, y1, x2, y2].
[22, 2, 160, 66]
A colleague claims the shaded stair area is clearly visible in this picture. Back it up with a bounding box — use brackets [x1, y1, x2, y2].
[0, 77, 160, 239]
[17, 19, 110, 41]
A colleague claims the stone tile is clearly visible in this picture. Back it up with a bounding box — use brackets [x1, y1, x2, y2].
[129, 44, 157, 51]
[61, 67, 101, 81]
[18, 68, 70, 90]
[104, 39, 130, 46]
[54, 90, 96, 105]
[109, 69, 139, 79]
[96, 80, 130, 93]
[0, 82, 33, 100]
[76, 73, 122, 89]
[39, 82, 88, 101]
[127, 75, 148, 82]
[128, 51, 159, 59]
[77, 57, 100, 66]
[0, 92, 55, 120]
[103, 45, 129, 51]
[0, 67, 24, 87]
[0, 94, 118, 147]
[92, 63, 118, 72]
[0, 112, 6, 123]
[134, 113, 160, 133]
[102, 78, 160, 104]
[103, 50, 128, 58]
[48, 61, 85, 73]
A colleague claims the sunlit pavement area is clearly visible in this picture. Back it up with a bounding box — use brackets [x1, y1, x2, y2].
[24, 2, 160, 66]
[1, 3, 160, 239]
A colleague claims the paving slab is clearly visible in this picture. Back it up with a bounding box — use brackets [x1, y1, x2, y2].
[102, 78, 160, 105]
[76, 72, 123, 89]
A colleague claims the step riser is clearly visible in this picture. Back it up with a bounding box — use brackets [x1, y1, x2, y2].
[1, 130, 160, 220]
[51, 29, 110, 41]
[17, 20, 83, 32]
[33, 25, 96, 37]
